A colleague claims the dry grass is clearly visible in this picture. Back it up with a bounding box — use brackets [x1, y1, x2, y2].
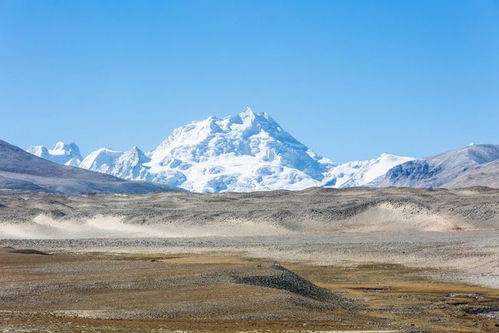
[1, 247, 498, 332]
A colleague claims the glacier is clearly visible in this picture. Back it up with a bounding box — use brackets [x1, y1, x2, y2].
[26, 108, 414, 193]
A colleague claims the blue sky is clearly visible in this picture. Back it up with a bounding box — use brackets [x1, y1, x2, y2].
[1, 0, 498, 162]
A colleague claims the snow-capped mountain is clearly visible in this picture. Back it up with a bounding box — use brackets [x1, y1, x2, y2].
[27, 141, 82, 166]
[372, 144, 499, 188]
[27, 108, 414, 192]
[79, 146, 151, 181]
[145, 108, 333, 192]
[322, 153, 415, 188]
[2, 140, 179, 194]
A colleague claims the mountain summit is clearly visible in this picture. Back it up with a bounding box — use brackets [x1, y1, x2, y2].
[27, 108, 414, 192]
[145, 108, 333, 192]
[27, 141, 82, 166]
[80, 146, 151, 181]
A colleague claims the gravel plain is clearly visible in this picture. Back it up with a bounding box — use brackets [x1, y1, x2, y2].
[0, 187, 498, 332]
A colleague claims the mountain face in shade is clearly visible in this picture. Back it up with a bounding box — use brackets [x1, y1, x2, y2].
[444, 160, 499, 188]
[372, 144, 499, 188]
[26, 108, 415, 193]
[0, 140, 181, 194]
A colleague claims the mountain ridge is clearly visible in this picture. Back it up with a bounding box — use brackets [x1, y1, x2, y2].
[27, 141, 82, 166]
[25, 108, 498, 192]
[372, 144, 499, 188]
[0, 139, 181, 195]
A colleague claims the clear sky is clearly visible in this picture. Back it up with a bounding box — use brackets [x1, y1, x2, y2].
[1, 0, 498, 162]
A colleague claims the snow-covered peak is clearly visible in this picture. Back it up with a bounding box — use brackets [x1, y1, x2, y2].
[79, 146, 152, 181]
[155, 108, 292, 154]
[27, 145, 49, 158]
[240, 106, 256, 118]
[323, 153, 415, 188]
[118, 146, 149, 165]
[79, 148, 123, 171]
[144, 108, 331, 192]
[50, 141, 81, 157]
[27, 142, 82, 166]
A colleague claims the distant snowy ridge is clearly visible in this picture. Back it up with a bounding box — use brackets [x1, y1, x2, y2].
[79, 146, 153, 181]
[27, 108, 413, 193]
[323, 153, 415, 188]
[1, 139, 180, 195]
[27, 141, 82, 166]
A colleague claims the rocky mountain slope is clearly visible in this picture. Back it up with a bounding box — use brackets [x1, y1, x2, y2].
[444, 159, 499, 188]
[372, 144, 499, 188]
